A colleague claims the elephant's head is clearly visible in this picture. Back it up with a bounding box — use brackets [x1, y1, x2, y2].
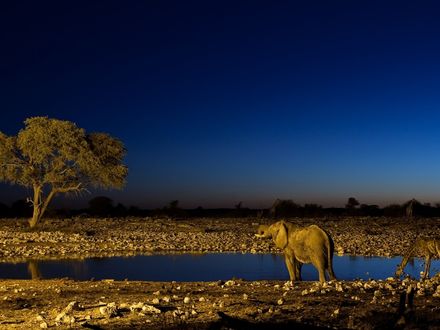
[255, 224, 271, 239]
[255, 221, 289, 250]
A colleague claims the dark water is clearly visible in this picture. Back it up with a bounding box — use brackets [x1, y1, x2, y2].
[1, 254, 438, 281]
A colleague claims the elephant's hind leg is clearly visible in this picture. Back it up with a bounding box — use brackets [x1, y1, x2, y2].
[312, 259, 326, 283]
[327, 265, 336, 280]
[295, 262, 302, 281]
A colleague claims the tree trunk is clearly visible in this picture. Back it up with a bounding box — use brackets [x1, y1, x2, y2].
[28, 186, 56, 228]
[29, 185, 42, 228]
[29, 206, 41, 228]
[39, 190, 56, 225]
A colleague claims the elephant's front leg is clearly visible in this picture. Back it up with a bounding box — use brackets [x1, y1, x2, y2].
[284, 253, 297, 281]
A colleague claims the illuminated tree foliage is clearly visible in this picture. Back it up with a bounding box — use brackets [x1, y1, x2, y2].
[0, 117, 128, 228]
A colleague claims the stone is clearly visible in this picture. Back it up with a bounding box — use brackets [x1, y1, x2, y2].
[55, 312, 66, 322]
[99, 302, 118, 318]
[142, 304, 161, 314]
[130, 302, 144, 312]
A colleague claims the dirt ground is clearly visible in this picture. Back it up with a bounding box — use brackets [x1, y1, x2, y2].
[0, 217, 439, 329]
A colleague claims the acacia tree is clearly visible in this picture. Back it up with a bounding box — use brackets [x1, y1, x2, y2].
[345, 197, 360, 209]
[0, 117, 128, 228]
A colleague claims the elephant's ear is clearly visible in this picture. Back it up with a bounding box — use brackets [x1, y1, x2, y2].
[273, 222, 288, 249]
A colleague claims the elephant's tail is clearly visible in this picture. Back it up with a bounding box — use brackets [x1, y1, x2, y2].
[326, 233, 336, 280]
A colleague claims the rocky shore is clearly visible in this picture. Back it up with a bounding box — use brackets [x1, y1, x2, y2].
[0, 216, 439, 261]
[0, 217, 439, 329]
[1, 274, 439, 329]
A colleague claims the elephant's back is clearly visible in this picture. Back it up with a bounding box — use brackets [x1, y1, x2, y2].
[304, 225, 334, 250]
[306, 224, 329, 238]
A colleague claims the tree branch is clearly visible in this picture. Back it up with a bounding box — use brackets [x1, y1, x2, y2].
[54, 183, 83, 193]
[40, 189, 56, 220]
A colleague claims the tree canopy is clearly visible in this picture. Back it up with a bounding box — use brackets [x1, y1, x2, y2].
[0, 117, 128, 227]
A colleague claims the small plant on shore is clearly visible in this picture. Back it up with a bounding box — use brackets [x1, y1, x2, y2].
[0, 117, 128, 228]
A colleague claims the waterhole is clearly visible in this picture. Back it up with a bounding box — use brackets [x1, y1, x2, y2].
[1, 254, 438, 281]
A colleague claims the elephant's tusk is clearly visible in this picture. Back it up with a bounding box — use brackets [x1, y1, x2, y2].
[255, 234, 264, 238]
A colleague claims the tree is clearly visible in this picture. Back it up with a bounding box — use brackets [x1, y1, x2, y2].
[168, 200, 179, 209]
[88, 196, 114, 217]
[0, 202, 9, 218]
[113, 203, 128, 217]
[268, 199, 300, 218]
[359, 204, 381, 216]
[345, 197, 360, 209]
[0, 117, 128, 228]
[234, 201, 243, 209]
[11, 199, 32, 218]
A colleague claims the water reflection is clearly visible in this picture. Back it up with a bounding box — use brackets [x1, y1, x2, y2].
[1, 254, 438, 282]
[27, 260, 41, 279]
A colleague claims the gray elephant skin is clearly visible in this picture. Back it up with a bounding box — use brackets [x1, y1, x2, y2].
[255, 220, 336, 283]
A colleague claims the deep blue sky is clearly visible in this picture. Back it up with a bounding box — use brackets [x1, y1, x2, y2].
[1, 0, 440, 209]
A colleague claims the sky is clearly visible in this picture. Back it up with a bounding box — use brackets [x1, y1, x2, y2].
[1, 0, 440, 209]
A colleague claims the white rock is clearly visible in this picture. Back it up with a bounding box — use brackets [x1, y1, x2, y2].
[130, 302, 144, 312]
[99, 303, 118, 318]
[55, 312, 66, 322]
[142, 304, 161, 314]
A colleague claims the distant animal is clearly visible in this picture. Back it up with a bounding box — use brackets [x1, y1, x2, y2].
[395, 237, 440, 280]
[405, 198, 417, 218]
[255, 220, 336, 283]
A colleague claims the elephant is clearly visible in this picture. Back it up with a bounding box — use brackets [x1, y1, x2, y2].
[255, 220, 336, 283]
